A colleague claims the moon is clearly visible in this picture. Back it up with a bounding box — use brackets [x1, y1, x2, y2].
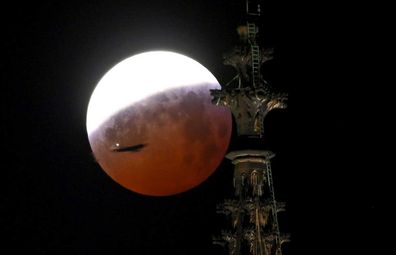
[86, 51, 232, 196]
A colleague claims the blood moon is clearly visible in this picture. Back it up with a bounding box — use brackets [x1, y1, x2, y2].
[86, 51, 232, 196]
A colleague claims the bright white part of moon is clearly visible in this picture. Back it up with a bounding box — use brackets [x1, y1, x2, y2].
[86, 51, 219, 135]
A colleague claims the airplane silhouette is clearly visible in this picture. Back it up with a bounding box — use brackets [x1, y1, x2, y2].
[110, 143, 147, 152]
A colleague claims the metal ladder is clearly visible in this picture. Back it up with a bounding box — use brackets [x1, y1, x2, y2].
[247, 22, 261, 88]
[266, 161, 283, 255]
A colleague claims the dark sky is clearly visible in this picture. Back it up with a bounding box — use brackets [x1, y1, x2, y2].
[3, 0, 386, 254]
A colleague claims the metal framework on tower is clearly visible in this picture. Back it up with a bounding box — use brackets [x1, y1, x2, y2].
[211, 1, 289, 254]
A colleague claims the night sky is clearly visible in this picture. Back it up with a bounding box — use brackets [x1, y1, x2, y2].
[3, 1, 385, 254]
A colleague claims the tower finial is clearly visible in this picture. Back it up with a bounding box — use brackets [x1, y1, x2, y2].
[211, 0, 287, 138]
[211, 1, 289, 254]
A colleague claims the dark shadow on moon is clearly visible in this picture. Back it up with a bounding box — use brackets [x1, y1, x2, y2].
[88, 82, 232, 196]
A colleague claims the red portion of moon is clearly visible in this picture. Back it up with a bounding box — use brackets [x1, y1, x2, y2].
[88, 84, 232, 196]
